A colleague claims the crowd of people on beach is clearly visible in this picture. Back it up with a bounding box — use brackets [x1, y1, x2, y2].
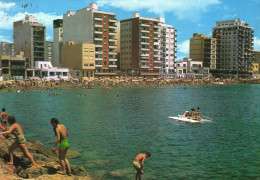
[0, 107, 151, 179]
[0, 77, 259, 93]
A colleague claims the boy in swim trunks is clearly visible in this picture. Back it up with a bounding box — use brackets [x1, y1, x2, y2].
[0, 108, 10, 131]
[133, 152, 151, 180]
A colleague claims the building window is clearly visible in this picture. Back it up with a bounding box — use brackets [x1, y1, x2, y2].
[84, 63, 89, 66]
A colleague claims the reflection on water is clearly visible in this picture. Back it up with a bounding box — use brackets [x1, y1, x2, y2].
[0, 84, 260, 179]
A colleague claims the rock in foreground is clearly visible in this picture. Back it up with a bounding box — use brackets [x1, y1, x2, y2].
[0, 136, 97, 179]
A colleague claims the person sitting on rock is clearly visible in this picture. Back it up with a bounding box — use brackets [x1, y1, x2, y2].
[50, 118, 71, 175]
[0, 116, 37, 168]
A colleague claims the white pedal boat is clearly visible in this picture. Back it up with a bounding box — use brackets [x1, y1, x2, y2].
[169, 111, 211, 123]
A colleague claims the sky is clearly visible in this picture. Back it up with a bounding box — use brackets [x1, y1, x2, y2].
[0, 0, 260, 60]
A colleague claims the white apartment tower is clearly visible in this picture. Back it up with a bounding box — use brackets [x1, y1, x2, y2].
[13, 15, 46, 68]
[158, 17, 177, 76]
[212, 19, 254, 74]
[59, 3, 118, 76]
[120, 13, 177, 76]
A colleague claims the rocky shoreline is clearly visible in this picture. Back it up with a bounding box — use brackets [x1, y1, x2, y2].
[0, 134, 99, 179]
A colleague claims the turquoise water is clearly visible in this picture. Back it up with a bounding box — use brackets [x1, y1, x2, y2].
[1, 84, 260, 179]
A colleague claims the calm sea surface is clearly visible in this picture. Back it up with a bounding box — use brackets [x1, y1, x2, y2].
[0, 84, 260, 179]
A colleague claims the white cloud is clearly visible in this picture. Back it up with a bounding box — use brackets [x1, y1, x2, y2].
[0, 35, 11, 42]
[254, 37, 260, 50]
[0, 11, 62, 30]
[197, 24, 204, 27]
[0, 1, 15, 10]
[46, 34, 53, 41]
[177, 40, 190, 55]
[97, 0, 221, 21]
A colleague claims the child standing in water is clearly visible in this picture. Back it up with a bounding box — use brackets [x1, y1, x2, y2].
[0, 116, 37, 168]
[50, 118, 71, 175]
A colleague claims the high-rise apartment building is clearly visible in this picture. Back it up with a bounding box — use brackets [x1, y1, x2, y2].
[53, 19, 63, 67]
[0, 42, 15, 56]
[159, 18, 177, 76]
[212, 19, 254, 74]
[57, 3, 118, 77]
[13, 15, 46, 68]
[189, 33, 216, 68]
[120, 13, 176, 76]
[45, 41, 53, 62]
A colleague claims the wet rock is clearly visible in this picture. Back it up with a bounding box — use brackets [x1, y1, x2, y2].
[16, 166, 28, 178]
[25, 167, 43, 178]
[66, 149, 82, 159]
[72, 165, 89, 176]
[31, 141, 58, 160]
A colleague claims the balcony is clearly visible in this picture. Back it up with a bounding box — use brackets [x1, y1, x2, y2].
[109, 39, 117, 42]
[141, 29, 149, 33]
[94, 30, 102, 34]
[109, 64, 117, 68]
[109, 19, 117, 23]
[109, 58, 117, 61]
[109, 52, 117, 55]
[140, 36, 149, 39]
[94, 38, 102, 41]
[109, 45, 117, 48]
[94, 17, 102, 21]
[94, 24, 102, 28]
[95, 44, 102, 48]
[95, 58, 103, 61]
[141, 53, 149, 57]
[141, 48, 149, 51]
[141, 65, 149, 68]
[109, 32, 117, 36]
[141, 23, 149, 27]
[140, 41, 149, 45]
[95, 64, 103, 68]
[154, 42, 160, 45]
[109, 25, 117, 29]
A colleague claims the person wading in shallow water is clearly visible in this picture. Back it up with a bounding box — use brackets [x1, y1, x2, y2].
[133, 152, 151, 180]
[0, 116, 37, 168]
[50, 118, 71, 175]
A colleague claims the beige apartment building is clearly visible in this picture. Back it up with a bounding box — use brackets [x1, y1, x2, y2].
[14, 15, 46, 68]
[61, 42, 95, 79]
[190, 33, 216, 68]
[55, 3, 118, 77]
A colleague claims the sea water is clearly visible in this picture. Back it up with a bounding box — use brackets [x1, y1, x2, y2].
[0, 84, 260, 179]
